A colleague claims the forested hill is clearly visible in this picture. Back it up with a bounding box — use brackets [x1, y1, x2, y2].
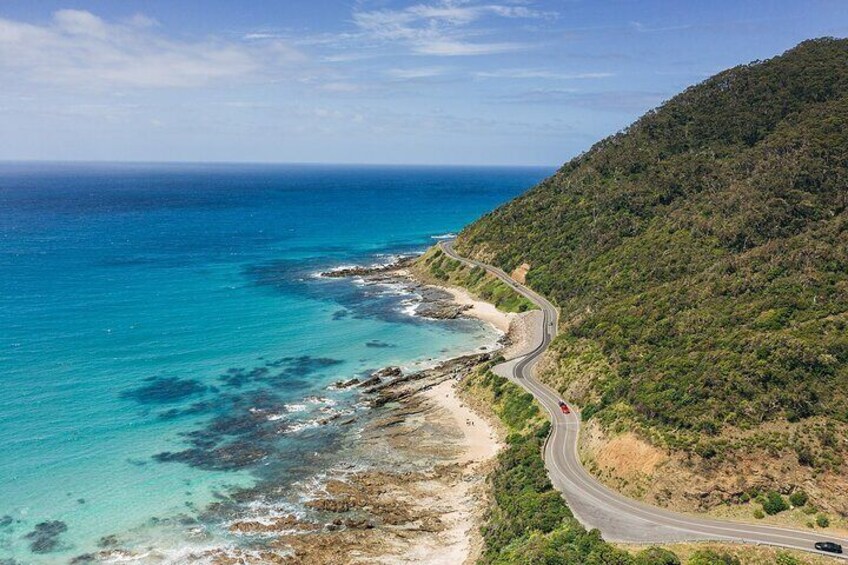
[456, 38, 848, 440]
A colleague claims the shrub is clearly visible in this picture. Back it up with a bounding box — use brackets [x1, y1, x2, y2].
[795, 445, 816, 467]
[753, 509, 765, 519]
[802, 504, 817, 515]
[635, 547, 681, 565]
[788, 490, 808, 507]
[695, 443, 717, 459]
[816, 513, 830, 528]
[687, 549, 741, 565]
[775, 552, 801, 565]
[762, 491, 789, 515]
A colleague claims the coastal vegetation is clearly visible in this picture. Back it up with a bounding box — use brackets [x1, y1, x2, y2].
[456, 38, 848, 511]
[414, 246, 536, 313]
[464, 365, 680, 565]
[464, 365, 831, 564]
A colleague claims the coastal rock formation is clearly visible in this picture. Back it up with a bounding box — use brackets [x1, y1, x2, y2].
[372, 366, 401, 379]
[24, 521, 68, 554]
[196, 353, 498, 564]
[321, 258, 479, 321]
[319, 256, 415, 278]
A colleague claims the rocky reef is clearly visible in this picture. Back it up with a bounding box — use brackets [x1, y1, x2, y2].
[68, 353, 498, 564]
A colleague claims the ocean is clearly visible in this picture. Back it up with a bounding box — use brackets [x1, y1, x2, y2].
[0, 162, 549, 563]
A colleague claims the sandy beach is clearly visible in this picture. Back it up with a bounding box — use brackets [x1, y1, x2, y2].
[434, 282, 541, 361]
[438, 285, 514, 334]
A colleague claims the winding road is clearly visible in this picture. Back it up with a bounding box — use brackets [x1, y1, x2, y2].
[440, 240, 847, 561]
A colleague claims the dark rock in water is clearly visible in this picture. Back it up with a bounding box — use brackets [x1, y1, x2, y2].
[178, 515, 198, 526]
[97, 535, 119, 548]
[70, 554, 96, 564]
[405, 285, 474, 320]
[0, 515, 12, 527]
[24, 520, 68, 554]
[320, 256, 414, 278]
[220, 356, 343, 388]
[334, 378, 360, 388]
[332, 309, 349, 320]
[373, 366, 402, 379]
[357, 376, 381, 389]
[157, 397, 226, 421]
[415, 300, 471, 320]
[208, 412, 266, 436]
[0, 559, 21, 565]
[121, 376, 208, 405]
[154, 442, 269, 471]
[365, 340, 394, 348]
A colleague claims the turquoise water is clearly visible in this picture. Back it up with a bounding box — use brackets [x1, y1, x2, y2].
[0, 163, 549, 563]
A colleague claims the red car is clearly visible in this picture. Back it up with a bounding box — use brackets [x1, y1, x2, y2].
[558, 401, 570, 414]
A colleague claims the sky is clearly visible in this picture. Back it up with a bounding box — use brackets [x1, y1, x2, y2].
[0, 1, 846, 166]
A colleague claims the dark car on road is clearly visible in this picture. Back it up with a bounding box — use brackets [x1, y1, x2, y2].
[815, 541, 843, 554]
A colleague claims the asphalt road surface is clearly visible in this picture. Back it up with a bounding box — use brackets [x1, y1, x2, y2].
[440, 240, 847, 560]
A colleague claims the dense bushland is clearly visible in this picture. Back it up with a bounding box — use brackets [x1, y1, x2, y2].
[457, 39, 848, 462]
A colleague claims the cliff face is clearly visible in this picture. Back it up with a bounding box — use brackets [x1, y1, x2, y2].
[457, 39, 848, 511]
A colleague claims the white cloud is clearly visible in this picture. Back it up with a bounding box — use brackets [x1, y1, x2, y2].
[320, 81, 363, 92]
[351, 1, 548, 56]
[476, 69, 614, 79]
[414, 39, 524, 56]
[243, 32, 280, 40]
[629, 21, 693, 34]
[385, 66, 450, 79]
[0, 10, 305, 89]
[126, 13, 159, 29]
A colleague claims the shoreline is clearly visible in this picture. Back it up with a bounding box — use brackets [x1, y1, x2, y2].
[215, 353, 506, 564]
[414, 277, 541, 361]
[68, 256, 526, 564]
[286, 257, 532, 564]
[349, 258, 537, 563]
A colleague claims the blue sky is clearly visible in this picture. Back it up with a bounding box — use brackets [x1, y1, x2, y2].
[0, 1, 846, 166]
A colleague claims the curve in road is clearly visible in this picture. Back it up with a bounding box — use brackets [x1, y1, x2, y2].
[440, 240, 847, 561]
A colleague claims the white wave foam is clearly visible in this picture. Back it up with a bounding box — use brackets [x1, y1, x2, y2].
[285, 419, 322, 434]
[305, 395, 336, 406]
[431, 233, 457, 240]
[399, 297, 420, 317]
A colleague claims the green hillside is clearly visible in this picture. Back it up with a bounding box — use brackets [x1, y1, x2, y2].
[457, 38, 848, 463]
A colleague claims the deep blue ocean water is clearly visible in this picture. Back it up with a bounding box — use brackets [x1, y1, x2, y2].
[0, 162, 549, 563]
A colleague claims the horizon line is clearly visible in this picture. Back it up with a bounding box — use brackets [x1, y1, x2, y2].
[0, 158, 560, 170]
